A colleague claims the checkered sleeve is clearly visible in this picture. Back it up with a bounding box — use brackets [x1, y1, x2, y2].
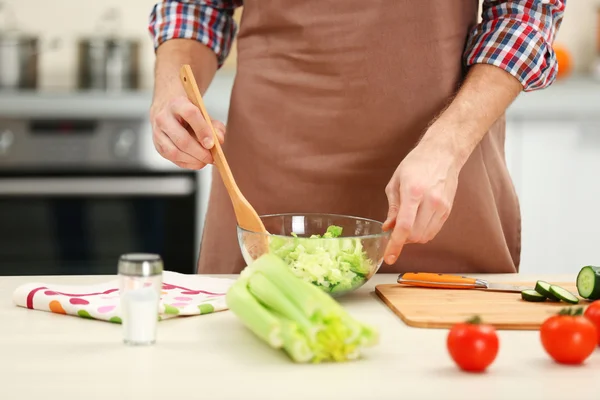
[464, 0, 566, 92]
[148, 0, 243, 68]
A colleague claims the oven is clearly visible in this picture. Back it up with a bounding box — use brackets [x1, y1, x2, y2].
[0, 95, 200, 276]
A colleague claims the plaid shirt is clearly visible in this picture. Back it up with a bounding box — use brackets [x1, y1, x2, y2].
[148, 0, 566, 92]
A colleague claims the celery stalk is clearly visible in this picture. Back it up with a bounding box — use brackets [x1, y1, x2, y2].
[279, 319, 313, 363]
[225, 278, 284, 348]
[249, 254, 325, 317]
[226, 253, 379, 363]
[247, 271, 319, 339]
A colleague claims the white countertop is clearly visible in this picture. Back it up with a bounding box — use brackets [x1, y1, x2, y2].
[1, 272, 598, 400]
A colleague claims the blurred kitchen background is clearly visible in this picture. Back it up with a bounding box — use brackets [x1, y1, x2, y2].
[0, 0, 598, 276]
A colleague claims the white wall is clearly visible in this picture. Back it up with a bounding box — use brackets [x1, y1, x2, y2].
[556, 0, 599, 74]
[3, 0, 599, 91]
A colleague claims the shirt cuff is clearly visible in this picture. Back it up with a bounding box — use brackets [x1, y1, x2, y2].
[463, 18, 559, 92]
[148, 2, 238, 68]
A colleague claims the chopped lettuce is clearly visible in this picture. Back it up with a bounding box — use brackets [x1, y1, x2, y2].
[268, 225, 372, 294]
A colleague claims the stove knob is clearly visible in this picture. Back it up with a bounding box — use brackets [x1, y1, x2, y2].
[114, 129, 136, 158]
[0, 129, 14, 156]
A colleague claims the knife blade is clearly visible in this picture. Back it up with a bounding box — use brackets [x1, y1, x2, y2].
[396, 272, 532, 293]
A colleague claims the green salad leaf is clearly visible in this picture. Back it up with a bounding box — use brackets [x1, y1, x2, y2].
[268, 225, 372, 294]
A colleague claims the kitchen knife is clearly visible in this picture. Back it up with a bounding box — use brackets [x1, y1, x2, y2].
[396, 272, 532, 293]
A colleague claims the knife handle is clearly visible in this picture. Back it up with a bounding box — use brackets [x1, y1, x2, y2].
[397, 272, 479, 289]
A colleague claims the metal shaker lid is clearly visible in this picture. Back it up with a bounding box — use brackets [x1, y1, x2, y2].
[118, 253, 163, 277]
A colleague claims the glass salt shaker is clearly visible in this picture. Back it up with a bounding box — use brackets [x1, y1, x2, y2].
[118, 253, 163, 346]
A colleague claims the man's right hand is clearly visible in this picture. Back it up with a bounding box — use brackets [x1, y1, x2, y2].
[150, 96, 226, 170]
[149, 38, 224, 170]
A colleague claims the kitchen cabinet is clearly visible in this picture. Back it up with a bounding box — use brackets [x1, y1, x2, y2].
[507, 117, 600, 275]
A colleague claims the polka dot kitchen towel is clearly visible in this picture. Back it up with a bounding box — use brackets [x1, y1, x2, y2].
[12, 271, 237, 323]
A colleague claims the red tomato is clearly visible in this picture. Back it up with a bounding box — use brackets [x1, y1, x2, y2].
[540, 307, 597, 365]
[583, 301, 600, 346]
[447, 316, 499, 372]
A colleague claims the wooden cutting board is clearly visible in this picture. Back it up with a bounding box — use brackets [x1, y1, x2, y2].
[375, 281, 583, 330]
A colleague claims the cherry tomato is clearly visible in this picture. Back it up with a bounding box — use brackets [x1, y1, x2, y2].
[583, 300, 600, 346]
[540, 307, 597, 365]
[447, 315, 499, 372]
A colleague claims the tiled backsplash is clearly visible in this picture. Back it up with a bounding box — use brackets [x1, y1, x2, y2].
[4, 0, 598, 91]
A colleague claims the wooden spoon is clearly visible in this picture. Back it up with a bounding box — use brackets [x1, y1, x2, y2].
[179, 65, 269, 258]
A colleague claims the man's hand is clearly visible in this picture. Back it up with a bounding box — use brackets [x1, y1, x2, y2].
[382, 138, 460, 263]
[151, 96, 226, 170]
[382, 63, 523, 265]
[150, 39, 226, 170]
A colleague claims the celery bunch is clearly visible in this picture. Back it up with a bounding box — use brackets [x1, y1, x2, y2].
[226, 253, 379, 363]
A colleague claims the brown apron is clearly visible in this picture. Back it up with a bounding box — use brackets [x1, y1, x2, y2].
[197, 0, 521, 275]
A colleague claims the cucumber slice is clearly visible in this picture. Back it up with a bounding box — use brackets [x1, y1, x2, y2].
[549, 285, 579, 304]
[534, 280, 560, 302]
[521, 289, 546, 302]
[576, 266, 600, 300]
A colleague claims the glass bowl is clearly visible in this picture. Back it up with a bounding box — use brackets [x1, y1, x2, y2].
[237, 213, 391, 297]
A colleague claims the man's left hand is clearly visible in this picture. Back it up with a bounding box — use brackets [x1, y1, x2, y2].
[382, 136, 461, 265]
[381, 64, 524, 266]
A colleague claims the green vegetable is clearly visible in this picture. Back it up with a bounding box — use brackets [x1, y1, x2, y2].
[523, 281, 581, 304]
[226, 253, 379, 363]
[521, 289, 546, 302]
[549, 284, 579, 304]
[576, 265, 600, 300]
[534, 280, 560, 302]
[268, 225, 372, 294]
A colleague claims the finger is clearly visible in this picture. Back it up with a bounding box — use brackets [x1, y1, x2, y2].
[421, 209, 451, 242]
[382, 182, 400, 232]
[160, 114, 214, 165]
[417, 193, 452, 242]
[407, 200, 435, 244]
[170, 98, 215, 149]
[154, 130, 207, 168]
[172, 160, 207, 170]
[211, 119, 226, 144]
[383, 194, 420, 265]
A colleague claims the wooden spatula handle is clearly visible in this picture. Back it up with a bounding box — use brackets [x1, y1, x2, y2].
[179, 65, 241, 201]
[397, 272, 478, 289]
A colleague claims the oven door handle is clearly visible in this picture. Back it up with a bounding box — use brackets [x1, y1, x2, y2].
[0, 176, 195, 196]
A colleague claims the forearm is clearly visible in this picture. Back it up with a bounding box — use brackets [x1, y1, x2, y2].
[151, 39, 218, 114]
[419, 0, 566, 168]
[419, 64, 522, 168]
